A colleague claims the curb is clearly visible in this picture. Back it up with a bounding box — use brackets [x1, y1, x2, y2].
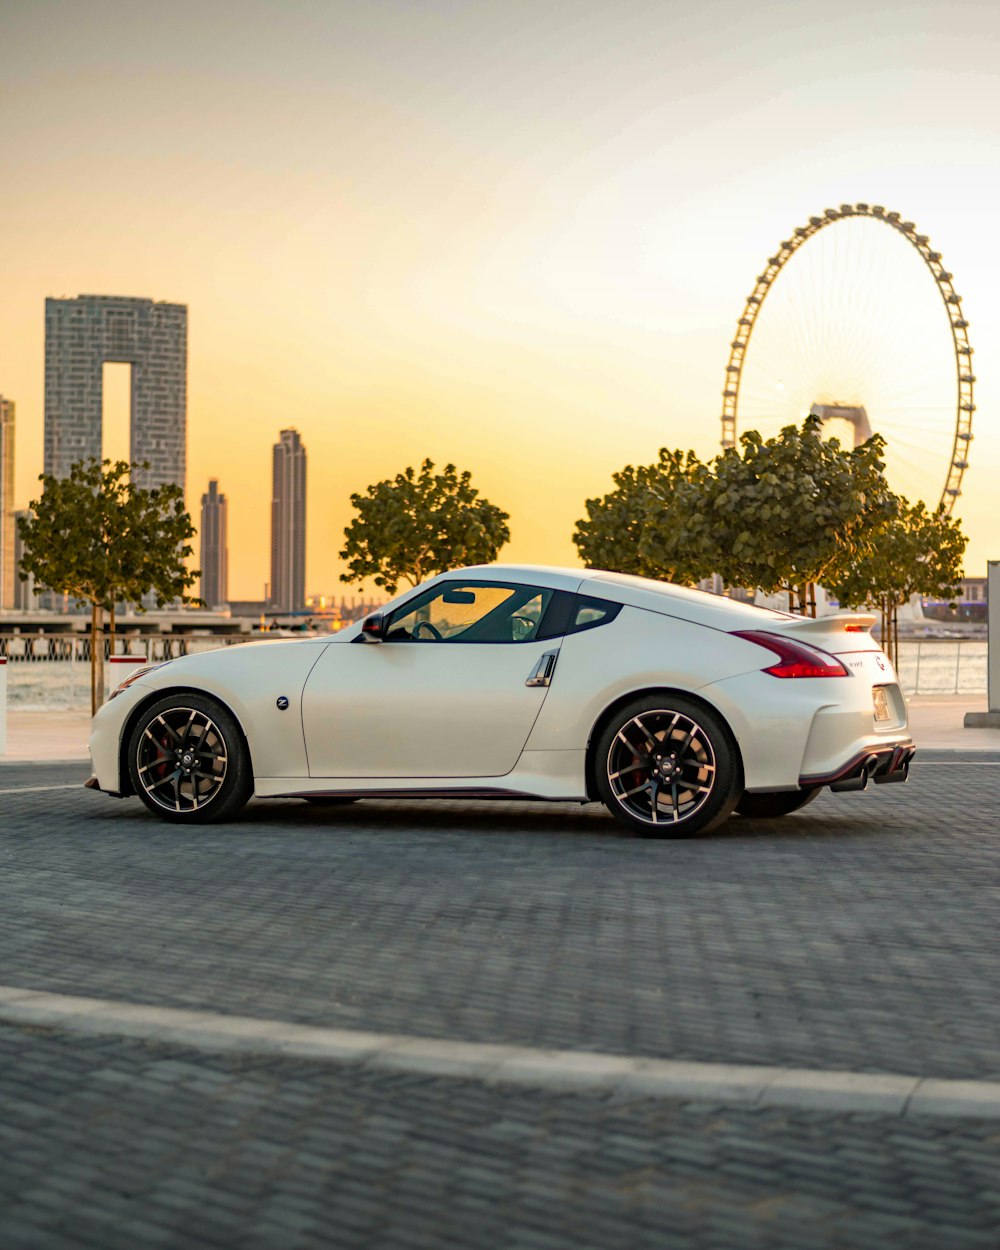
[2, 986, 1000, 1119]
[917, 750, 1000, 763]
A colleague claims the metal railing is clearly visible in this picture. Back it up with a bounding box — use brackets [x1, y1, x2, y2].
[894, 638, 987, 696]
[0, 633, 260, 710]
[0, 632, 989, 710]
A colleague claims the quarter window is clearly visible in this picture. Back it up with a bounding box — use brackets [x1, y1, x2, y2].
[536, 592, 623, 640]
[574, 600, 616, 630]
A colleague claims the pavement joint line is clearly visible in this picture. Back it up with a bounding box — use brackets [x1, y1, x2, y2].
[0, 758, 90, 768]
[2, 985, 1000, 1119]
[0, 783, 85, 795]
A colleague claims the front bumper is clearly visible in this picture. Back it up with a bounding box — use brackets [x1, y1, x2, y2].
[87, 680, 154, 794]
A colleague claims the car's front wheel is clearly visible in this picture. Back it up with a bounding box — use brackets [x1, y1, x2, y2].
[127, 694, 252, 823]
[595, 695, 741, 838]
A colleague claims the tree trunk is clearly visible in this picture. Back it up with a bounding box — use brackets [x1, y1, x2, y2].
[807, 581, 817, 619]
[110, 602, 116, 659]
[880, 596, 892, 666]
[90, 603, 105, 716]
[893, 600, 900, 670]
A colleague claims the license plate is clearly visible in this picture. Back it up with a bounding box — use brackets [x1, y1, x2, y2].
[873, 687, 892, 723]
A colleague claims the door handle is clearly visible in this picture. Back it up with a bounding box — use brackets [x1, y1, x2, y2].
[525, 649, 558, 688]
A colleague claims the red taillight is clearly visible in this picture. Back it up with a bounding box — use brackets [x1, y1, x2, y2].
[732, 630, 849, 678]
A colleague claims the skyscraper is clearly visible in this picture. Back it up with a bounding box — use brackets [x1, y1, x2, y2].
[0, 396, 15, 610]
[270, 429, 306, 612]
[44, 294, 187, 490]
[200, 480, 229, 610]
[12, 511, 35, 610]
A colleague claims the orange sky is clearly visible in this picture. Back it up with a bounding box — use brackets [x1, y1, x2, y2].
[2, 0, 999, 599]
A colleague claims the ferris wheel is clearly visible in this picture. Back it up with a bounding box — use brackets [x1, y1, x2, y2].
[720, 204, 975, 513]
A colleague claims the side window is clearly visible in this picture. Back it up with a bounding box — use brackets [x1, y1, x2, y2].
[386, 582, 554, 643]
[510, 592, 549, 642]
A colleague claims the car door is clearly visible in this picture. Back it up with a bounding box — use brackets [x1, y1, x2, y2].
[302, 580, 563, 778]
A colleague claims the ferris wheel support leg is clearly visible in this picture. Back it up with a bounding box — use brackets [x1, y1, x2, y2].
[964, 561, 1000, 728]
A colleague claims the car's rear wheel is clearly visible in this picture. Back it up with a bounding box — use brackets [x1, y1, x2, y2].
[127, 694, 252, 823]
[595, 695, 741, 838]
[735, 787, 820, 818]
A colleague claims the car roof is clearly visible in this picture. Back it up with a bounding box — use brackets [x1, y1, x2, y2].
[452, 565, 792, 627]
[453, 564, 588, 592]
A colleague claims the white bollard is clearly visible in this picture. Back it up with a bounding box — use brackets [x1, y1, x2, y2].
[105, 654, 148, 703]
[964, 560, 1000, 729]
[990, 561, 1000, 715]
[0, 656, 7, 756]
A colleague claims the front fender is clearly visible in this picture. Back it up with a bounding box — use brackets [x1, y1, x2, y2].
[90, 641, 326, 788]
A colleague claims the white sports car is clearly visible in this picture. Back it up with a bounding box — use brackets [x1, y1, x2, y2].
[87, 565, 914, 836]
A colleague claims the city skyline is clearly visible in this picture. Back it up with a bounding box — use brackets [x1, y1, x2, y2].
[200, 478, 229, 611]
[270, 429, 307, 613]
[44, 294, 187, 491]
[3, 1, 1000, 598]
[0, 396, 14, 610]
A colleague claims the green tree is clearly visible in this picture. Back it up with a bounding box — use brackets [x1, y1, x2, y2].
[339, 459, 510, 595]
[572, 449, 712, 585]
[17, 458, 199, 713]
[675, 417, 898, 615]
[826, 499, 967, 664]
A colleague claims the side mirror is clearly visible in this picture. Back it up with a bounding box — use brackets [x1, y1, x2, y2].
[361, 613, 386, 642]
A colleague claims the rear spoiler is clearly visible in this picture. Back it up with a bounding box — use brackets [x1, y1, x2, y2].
[777, 613, 878, 636]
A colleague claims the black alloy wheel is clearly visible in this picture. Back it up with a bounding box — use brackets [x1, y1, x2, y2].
[735, 787, 820, 819]
[595, 694, 741, 838]
[127, 693, 252, 823]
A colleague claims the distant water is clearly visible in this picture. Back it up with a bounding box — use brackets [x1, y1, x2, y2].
[1, 636, 987, 710]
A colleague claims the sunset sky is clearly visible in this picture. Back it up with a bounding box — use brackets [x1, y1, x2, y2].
[3, 0, 999, 599]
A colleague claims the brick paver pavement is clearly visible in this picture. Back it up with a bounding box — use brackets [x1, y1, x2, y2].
[2, 758, 1000, 1079]
[2, 757, 1000, 1247]
[2, 1025, 999, 1250]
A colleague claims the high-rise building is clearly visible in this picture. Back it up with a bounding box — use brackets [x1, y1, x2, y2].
[270, 429, 307, 612]
[0, 396, 15, 610]
[12, 510, 35, 610]
[200, 480, 229, 610]
[44, 294, 187, 490]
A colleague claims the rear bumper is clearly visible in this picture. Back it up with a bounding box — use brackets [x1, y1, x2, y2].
[800, 740, 915, 792]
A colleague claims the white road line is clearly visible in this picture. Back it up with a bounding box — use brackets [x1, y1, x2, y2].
[0, 985, 997, 1119]
[0, 783, 85, 795]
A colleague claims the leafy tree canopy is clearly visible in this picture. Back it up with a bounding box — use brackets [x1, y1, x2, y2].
[676, 417, 898, 608]
[825, 497, 967, 659]
[340, 459, 510, 595]
[17, 458, 199, 712]
[17, 458, 198, 611]
[572, 449, 711, 586]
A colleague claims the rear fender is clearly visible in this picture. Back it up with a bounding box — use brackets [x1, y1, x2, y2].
[584, 686, 745, 801]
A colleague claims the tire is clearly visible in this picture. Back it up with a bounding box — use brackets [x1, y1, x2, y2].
[127, 693, 253, 823]
[735, 787, 820, 819]
[595, 694, 742, 838]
